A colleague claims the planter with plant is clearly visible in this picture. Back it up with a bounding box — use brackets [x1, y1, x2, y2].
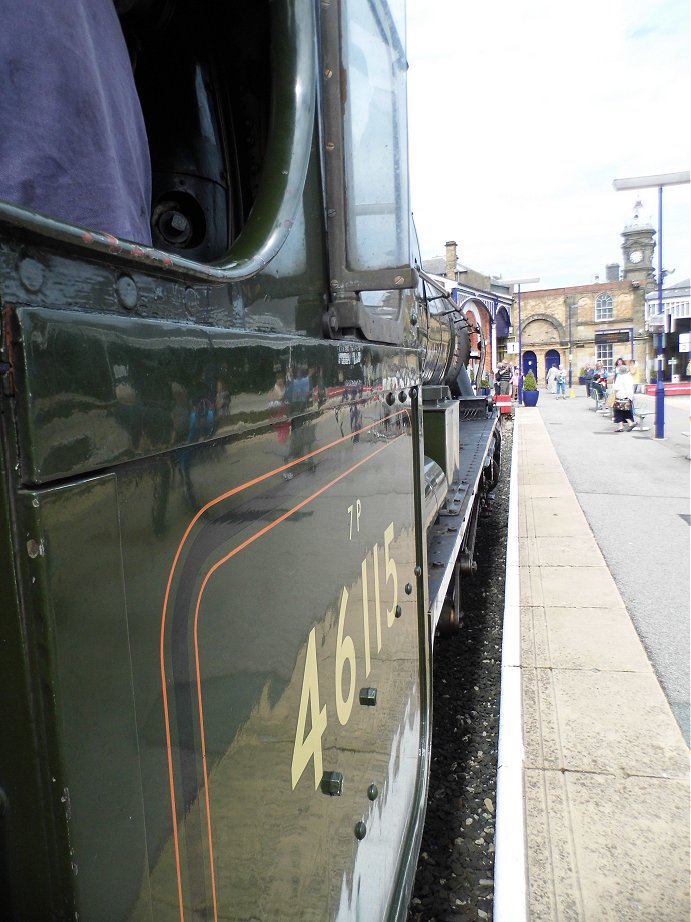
[522, 369, 539, 406]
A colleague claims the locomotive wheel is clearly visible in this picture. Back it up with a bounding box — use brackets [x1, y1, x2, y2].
[438, 597, 462, 637]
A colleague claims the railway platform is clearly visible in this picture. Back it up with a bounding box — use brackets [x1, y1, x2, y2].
[494, 393, 690, 922]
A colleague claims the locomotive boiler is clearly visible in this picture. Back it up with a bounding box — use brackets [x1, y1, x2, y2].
[0, 0, 501, 919]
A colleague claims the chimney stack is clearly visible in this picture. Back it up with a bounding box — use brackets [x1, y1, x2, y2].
[445, 240, 457, 280]
[605, 263, 620, 282]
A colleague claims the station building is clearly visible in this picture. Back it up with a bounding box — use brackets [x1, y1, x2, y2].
[422, 200, 689, 388]
[515, 201, 655, 385]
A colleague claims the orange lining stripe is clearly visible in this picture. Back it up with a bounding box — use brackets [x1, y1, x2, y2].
[160, 409, 406, 920]
[193, 434, 403, 919]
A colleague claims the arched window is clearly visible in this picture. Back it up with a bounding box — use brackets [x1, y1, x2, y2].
[595, 294, 613, 321]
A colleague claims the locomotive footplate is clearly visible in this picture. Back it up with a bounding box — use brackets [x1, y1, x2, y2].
[426, 414, 500, 635]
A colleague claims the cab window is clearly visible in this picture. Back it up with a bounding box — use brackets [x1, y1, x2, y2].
[342, 0, 409, 272]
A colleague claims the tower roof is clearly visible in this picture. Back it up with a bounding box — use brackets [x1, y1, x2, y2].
[623, 198, 655, 233]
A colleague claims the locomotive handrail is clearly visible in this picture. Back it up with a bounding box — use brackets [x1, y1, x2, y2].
[0, 0, 316, 285]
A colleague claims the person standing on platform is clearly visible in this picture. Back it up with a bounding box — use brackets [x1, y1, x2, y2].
[546, 364, 558, 393]
[555, 365, 567, 399]
[584, 363, 595, 398]
[495, 362, 512, 396]
[511, 365, 519, 399]
[628, 359, 641, 393]
[612, 362, 636, 431]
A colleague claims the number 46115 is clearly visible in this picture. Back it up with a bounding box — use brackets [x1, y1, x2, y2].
[291, 523, 399, 790]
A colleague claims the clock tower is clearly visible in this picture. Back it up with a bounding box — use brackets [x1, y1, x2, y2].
[621, 199, 655, 282]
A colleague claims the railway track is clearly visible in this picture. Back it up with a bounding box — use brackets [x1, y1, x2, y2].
[408, 420, 513, 922]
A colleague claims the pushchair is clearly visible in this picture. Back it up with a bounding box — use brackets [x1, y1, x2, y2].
[591, 379, 607, 411]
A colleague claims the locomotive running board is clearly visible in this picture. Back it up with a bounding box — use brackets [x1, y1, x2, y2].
[426, 413, 499, 639]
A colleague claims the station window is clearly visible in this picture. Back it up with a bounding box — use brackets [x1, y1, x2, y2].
[597, 343, 613, 370]
[595, 294, 614, 321]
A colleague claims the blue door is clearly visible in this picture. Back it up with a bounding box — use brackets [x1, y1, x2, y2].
[523, 350, 537, 380]
[545, 349, 560, 381]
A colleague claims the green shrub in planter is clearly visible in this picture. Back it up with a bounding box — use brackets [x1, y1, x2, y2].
[522, 369, 539, 405]
[523, 370, 537, 390]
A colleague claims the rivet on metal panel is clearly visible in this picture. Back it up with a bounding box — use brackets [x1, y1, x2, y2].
[354, 821, 367, 840]
[367, 784, 379, 801]
[395, 605, 402, 618]
[26, 539, 41, 559]
[404, 584, 412, 596]
[385, 392, 396, 406]
[359, 687, 377, 706]
[398, 390, 407, 403]
[320, 771, 344, 796]
[19, 258, 44, 293]
[414, 565, 422, 577]
[410, 386, 418, 399]
[184, 287, 200, 311]
[116, 275, 138, 310]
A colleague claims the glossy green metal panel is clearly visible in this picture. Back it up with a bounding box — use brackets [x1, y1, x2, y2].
[113, 346, 424, 921]
[28, 476, 151, 920]
[0, 454, 67, 918]
[3, 323, 429, 919]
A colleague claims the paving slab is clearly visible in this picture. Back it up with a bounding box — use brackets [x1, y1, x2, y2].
[520, 566, 627, 609]
[522, 606, 652, 672]
[522, 665, 687, 776]
[525, 769, 690, 922]
[518, 537, 606, 568]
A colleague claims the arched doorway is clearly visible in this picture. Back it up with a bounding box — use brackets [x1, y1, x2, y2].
[545, 349, 560, 378]
[523, 350, 537, 379]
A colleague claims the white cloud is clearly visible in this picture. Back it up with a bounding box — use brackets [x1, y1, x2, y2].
[407, 0, 690, 287]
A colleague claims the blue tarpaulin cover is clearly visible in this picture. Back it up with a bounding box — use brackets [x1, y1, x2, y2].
[0, 0, 152, 244]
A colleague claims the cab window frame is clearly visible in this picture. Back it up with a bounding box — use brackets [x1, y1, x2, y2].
[0, 0, 316, 286]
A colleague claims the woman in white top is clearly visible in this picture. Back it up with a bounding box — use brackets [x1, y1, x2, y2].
[612, 364, 636, 432]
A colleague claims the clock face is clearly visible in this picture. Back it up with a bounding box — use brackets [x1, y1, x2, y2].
[629, 249, 643, 264]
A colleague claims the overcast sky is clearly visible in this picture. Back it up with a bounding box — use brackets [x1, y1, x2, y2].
[406, 0, 690, 290]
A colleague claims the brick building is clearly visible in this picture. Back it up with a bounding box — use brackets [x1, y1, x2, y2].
[517, 202, 655, 384]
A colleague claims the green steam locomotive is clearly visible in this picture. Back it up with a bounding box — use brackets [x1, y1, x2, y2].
[0, 1, 500, 918]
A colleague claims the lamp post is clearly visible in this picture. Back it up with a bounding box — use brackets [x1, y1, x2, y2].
[567, 297, 576, 397]
[504, 277, 540, 404]
[613, 171, 690, 438]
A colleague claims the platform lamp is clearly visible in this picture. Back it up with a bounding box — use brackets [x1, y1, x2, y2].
[567, 296, 577, 398]
[613, 171, 690, 439]
[503, 277, 540, 404]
